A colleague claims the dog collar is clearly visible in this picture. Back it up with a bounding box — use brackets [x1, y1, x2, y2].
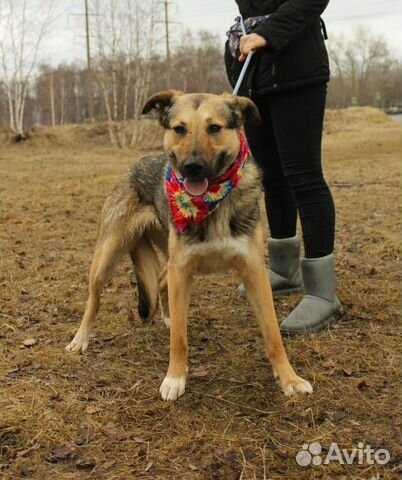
[165, 131, 249, 232]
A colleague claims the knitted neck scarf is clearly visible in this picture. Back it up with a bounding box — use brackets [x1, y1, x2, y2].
[165, 131, 249, 232]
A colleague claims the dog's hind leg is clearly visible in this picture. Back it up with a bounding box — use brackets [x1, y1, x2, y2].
[130, 235, 161, 323]
[159, 266, 170, 328]
[235, 226, 313, 397]
[66, 234, 125, 353]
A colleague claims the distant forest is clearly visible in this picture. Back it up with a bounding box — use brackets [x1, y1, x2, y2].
[0, 0, 401, 146]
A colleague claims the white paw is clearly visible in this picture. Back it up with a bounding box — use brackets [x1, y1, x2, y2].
[160, 375, 186, 401]
[65, 329, 90, 353]
[163, 316, 171, 328]
[282, 377, 313, 397]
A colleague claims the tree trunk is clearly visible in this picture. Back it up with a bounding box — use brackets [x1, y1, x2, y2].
[50, 72, 56, 127]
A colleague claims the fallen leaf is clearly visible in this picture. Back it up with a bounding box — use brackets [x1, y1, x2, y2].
[22, 338, 37, 347]
[47, 445, 77, 462]
[310, 339, 322, 355]
[145, 461, 153, 472]
[49, 392, 61, 401]
[102, 335, 115, 342]
[76, 457, 96, 470]
[192, 366, 209, 378]
[17, 359, 32, 368]
[365, 437, 386, 450]
[274, 448, 289, 460]
[16, 443, 39, 458]
[342, 368, 353, 376]
[242, 448, 256, 461]
[357, 381, 369, 391]
[101, 422, 119, 436]
[20, 464, 34, 477]
[349, 420, 360, 426]
[103, 460, 116, 470]
[85, 405, 102, 415]
[127, 309, 136, 324]
[329, 410, 348, 422]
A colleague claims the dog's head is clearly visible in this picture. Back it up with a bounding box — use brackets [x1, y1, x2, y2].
[142, 91, 260, 197]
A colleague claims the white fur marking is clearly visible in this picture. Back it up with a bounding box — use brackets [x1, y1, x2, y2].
[65, 328, 90, 354]
[183, 236, 249, 258]
[160, 375, 186, 401]
[283, 378, 313, 397]
[163, 316, 171, 328]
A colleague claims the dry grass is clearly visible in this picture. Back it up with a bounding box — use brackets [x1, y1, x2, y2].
[0, 109, 401, 479]
[0, 119, 164, 150]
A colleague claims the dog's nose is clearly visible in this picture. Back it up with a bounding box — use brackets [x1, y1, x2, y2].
[183, 158, 206, 178]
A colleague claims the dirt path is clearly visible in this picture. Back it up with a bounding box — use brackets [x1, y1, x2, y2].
[0, 110, 401, 479]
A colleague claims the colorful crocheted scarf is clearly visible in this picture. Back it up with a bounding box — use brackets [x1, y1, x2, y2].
[165, 132, 249, 232]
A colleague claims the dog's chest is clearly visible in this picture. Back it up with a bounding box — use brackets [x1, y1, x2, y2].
[182, 236, 250, 274]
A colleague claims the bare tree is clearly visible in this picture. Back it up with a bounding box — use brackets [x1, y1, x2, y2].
[0, 0, 54, 136]
[327, 26, 401, 108]
[129, 0, 158, 146]
[92, 0, 159, 147]
[3, 25, 398, 133]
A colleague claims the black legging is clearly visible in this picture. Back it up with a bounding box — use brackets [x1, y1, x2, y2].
[245, 83, 335, 258]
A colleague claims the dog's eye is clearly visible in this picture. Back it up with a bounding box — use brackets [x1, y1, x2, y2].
[173, 125, 186, 136]
[208, 124, 222, 134]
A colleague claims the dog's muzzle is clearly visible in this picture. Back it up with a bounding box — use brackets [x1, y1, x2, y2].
[182, 157, 206, 180]
[181, 157, 209, 197]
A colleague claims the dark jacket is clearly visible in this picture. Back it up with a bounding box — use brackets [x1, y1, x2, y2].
[225, 0, 330, 97]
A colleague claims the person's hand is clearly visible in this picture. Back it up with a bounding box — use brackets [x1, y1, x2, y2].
[239, 33, 268, 62]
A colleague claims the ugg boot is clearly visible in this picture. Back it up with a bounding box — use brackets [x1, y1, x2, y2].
[280, 253, 343, 336]
[238, 235, 303, 297]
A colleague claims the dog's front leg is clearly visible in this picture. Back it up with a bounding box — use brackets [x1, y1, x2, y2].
[159, 260, 193, 401]
[236, 247, 313, 397]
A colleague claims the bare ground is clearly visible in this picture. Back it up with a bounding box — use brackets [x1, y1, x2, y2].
[0, 109, 401, 479]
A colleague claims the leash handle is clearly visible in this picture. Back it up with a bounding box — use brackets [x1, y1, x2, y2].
[239, 15, 247, 35]
[232, 16, 254, 96]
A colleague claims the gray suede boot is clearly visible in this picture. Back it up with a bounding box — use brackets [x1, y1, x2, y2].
[238, 235, 303, 297]
[280, 253, 343, 336]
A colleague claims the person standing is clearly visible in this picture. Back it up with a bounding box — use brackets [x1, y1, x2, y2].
[225, 0, 343, 335]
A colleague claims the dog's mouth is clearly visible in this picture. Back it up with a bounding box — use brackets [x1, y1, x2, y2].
[183, 178, 209, 197]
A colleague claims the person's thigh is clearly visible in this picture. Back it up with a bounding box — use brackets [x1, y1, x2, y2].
[268, 84, 327, 178]
[244, 96, 298, 238]
[268, 84, 335, 257]
[244, 96, 282, 183]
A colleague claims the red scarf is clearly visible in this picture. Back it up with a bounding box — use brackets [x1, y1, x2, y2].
[165, 132, 249, 232]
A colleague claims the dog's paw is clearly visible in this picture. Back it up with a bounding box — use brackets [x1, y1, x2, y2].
[160, 375, 186, 401]
[163, 316, 171, 328]
[281, 376, 313, 396]
[65, 329, 90, 354]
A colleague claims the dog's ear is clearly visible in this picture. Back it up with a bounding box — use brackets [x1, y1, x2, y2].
[224, 95, 261, 128]
[142, 90, 183, 127]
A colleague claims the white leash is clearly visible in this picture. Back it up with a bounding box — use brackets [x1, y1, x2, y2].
[232, 16, 254, 96]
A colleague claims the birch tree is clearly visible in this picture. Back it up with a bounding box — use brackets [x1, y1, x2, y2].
[93, 0, 159, 147]
[0, 0, 54, 136]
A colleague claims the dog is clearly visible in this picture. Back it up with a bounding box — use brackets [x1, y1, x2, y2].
[66, 91, 313, 401]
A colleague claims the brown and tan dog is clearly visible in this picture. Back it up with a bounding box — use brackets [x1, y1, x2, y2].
[66, 91, 312, 401]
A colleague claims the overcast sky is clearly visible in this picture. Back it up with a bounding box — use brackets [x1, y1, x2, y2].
[39, 0, 402, 66]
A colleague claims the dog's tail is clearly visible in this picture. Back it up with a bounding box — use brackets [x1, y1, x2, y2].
[130, 234, 161, 323]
